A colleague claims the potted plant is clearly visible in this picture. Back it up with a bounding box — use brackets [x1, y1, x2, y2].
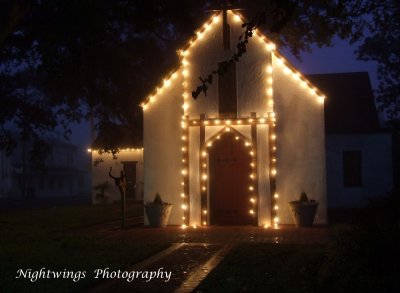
[144, 193, 173, 227]
[289, 192, 318, 227]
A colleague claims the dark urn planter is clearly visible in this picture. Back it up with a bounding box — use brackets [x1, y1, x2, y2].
[144, 204, 172, 227]
[289, 200, 318, 227]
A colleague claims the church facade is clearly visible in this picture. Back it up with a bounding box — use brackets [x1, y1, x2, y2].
[142, 10, 327, 227]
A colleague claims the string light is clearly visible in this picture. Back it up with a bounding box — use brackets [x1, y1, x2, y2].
[283, 67, 291, 75]
[163, 79, 171, 87]
[140, 12, 325, 112]
[138, 11, 328, 229]
[199, 129, 258, 226]
[233, 14, 241, 22]
[87, 148, 143, 153]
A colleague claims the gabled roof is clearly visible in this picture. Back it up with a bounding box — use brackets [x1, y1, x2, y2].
[307, 72, 380, 133]
[140, 10, 326, 109]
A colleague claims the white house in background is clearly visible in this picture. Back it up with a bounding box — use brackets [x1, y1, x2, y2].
[90, 125, 144, 204]
[141, 10, 327, 227]
[308, 72, 393, 208]
[0, 137, 91, 199]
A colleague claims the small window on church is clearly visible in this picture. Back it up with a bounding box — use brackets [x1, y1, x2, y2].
[343, 151, 362, 187]
[218, 62, 237, 118]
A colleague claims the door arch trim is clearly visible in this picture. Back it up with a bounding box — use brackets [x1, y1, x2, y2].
[200, 126, 258, 225]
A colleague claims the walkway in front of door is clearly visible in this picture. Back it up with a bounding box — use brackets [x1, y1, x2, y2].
[89, 225, 329, 292]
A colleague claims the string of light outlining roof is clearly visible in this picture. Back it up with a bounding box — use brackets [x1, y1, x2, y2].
[140, 10, 326, 112]
[138, 9, 327, 229]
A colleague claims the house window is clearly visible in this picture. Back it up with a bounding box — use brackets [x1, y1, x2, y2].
[218, 62, 237, 118]
[343, 151, 362, 187]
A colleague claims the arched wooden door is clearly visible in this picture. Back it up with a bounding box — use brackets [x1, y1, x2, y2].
[209, 132, 253, 225]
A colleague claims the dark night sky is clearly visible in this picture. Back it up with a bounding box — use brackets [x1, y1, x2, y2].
[283, 37, 378, 89]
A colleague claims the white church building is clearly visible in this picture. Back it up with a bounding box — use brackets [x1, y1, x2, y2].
[141, 10, 327, 227]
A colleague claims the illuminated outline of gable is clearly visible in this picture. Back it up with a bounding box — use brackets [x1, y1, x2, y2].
[140, 10, 326, 109]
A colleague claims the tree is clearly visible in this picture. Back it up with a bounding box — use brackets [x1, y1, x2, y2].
[0, 0, 398, 162]
[193, 0, 400, 121]
[0, 0, 209, 162]
[355, 1, 400, 120]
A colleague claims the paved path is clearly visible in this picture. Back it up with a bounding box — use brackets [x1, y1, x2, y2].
[104, 225, 329, 245]
[88, 226, 329, 292]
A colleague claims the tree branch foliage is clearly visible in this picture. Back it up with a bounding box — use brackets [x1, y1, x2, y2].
[0, 0, 399, 164]
[193, 0, 400, 117]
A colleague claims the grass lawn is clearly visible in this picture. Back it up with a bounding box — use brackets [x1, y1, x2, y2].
[197, 243, 324, 293]
[197, 226, 400, 293]
[0, 203, 168, 292]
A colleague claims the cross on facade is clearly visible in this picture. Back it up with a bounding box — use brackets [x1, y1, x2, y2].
[207, 1, 243, 50]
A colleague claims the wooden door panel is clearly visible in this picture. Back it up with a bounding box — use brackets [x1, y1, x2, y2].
[209, 133, 252, 225]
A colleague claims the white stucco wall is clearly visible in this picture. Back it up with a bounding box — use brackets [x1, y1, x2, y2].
[257, 124, 272, 225]
[182, 12, 276, 225]
[143, 11, 327, 226]
[326, 132, 393, 207]
[91, 150, 144, 203]
[143, 70, 184, 225]
[186, 11, 272, 119]
[272, 54, 327, 225]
